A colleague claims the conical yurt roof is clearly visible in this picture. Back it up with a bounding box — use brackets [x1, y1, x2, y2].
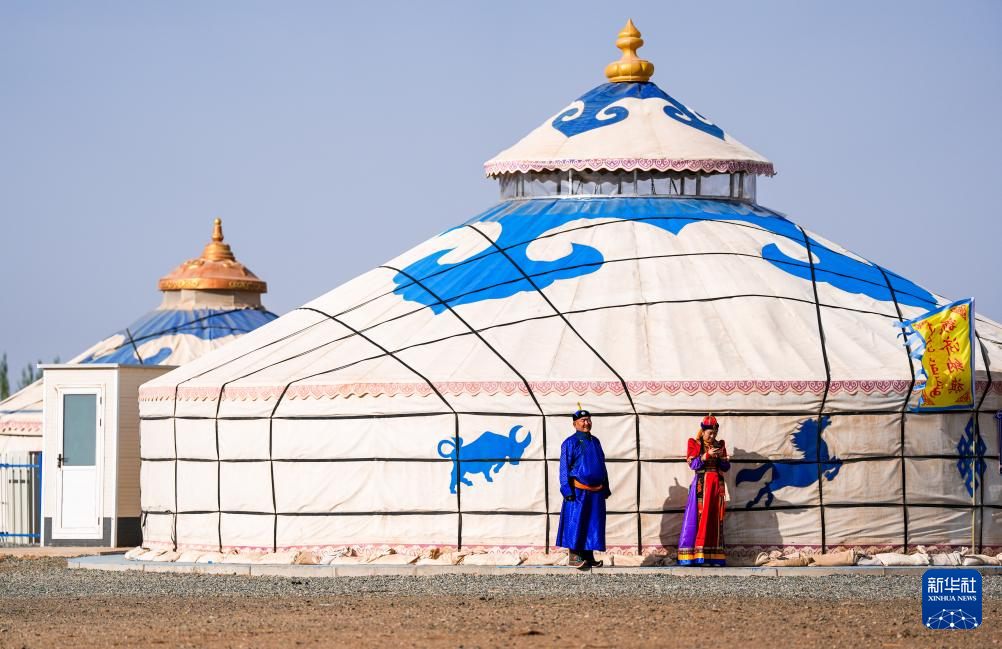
[484, 20, 773, 177]
[0, 219, 277, 451]
[137, 24, 1002, 559]
[74, 218, 274, 366]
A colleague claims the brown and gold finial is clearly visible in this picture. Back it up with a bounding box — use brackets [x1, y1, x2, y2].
[157, 218, 267, 293]
[604, 19, 654, 83]
[201, 217, 236, 262]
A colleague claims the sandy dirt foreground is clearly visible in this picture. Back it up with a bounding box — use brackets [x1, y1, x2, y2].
[1, 559, 999, 649]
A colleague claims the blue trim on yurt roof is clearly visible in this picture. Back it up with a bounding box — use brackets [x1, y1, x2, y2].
[78, 307, 277, 365]
[393, 198, 937, 314]
[551, 82, 725, 140]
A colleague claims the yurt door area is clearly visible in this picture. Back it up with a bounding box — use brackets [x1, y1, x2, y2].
[53, 388, 102, 539]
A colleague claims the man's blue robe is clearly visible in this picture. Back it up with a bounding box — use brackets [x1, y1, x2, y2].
[556, 431, 611, 552]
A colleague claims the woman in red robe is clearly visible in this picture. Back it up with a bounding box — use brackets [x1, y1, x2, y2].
[677, 415, 730, 566]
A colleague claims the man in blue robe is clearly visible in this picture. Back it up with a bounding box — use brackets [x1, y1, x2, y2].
[556, 408, 611, 569]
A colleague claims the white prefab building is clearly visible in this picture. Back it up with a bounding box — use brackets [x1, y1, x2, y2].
[40, 364, 171, 547]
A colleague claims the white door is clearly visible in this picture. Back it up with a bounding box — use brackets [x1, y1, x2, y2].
[55, 391, 102, 538]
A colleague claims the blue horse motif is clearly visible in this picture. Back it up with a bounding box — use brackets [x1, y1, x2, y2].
[437, 425, 532, 494]
[735, 416, 842, 508]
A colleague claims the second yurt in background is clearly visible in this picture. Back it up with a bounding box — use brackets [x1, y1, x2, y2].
[0, 219, 277, 547]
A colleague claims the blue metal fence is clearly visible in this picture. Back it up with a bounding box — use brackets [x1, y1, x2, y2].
[0, 451, 42, 544]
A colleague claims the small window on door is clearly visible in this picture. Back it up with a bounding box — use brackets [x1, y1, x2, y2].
[62, 394, 97, 466]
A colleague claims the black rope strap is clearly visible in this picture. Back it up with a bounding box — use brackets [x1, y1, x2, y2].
[381, 264, 553, 551]
[465, 223, 643, 553]
[145, 406, 998, 423]
[797, 225, 832, 553]
[299, 307, 462, 548]
[974, 330, 994, 552]
[875, 264, 917, 550]
[143, 500, 1002, 520]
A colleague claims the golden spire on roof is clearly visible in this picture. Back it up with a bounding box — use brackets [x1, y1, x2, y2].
[604, 19, 654, 83]
[202, 218, 236, 262]
[158, 218, 267, 294]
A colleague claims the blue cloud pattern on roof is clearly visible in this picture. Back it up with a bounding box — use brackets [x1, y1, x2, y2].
[551, 82, 725, 140]
[391, 198, 937, 314]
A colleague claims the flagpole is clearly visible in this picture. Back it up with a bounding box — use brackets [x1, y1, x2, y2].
[969, 298, 977, 552]
[971, 415, 977, 555]
[972, 300, 978, 555]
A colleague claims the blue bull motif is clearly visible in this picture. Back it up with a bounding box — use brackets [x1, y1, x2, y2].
[735, 416, 841, 508]
[437, 425, 532, 494]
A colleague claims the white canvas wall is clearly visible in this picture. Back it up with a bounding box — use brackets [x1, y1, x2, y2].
[137, 198, 1002, 556]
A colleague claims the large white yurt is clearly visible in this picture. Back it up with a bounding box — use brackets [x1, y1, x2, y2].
[137, 22, 1002, 560]
[0, 219, 277, 454]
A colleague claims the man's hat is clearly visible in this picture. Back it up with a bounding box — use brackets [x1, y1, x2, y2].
[573, 402, 591, 421]
[700, 414, 719, 430]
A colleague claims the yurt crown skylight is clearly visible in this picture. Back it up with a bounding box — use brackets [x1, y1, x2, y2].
[485, 20, 774, 196]
[498, 169, 756, 201]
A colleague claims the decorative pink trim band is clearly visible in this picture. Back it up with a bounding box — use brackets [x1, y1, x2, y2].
[139, 379, 928, 404]
[484, 158, 776, 177]
[0, 419, 42, 434]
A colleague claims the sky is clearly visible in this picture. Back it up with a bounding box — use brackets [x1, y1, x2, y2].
[1, 1, 1000, 385]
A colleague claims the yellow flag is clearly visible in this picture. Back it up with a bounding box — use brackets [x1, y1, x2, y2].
[902, 299, 975, 411]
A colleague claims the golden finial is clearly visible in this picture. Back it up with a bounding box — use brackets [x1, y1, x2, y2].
[158, 218, 267, 293]
[201, 217, 235, 262]
[604, 19, 654, 83]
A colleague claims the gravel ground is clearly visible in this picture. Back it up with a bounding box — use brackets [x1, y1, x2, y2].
[2, 557, 1002, 600]
[1, 557, 1000, 648]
